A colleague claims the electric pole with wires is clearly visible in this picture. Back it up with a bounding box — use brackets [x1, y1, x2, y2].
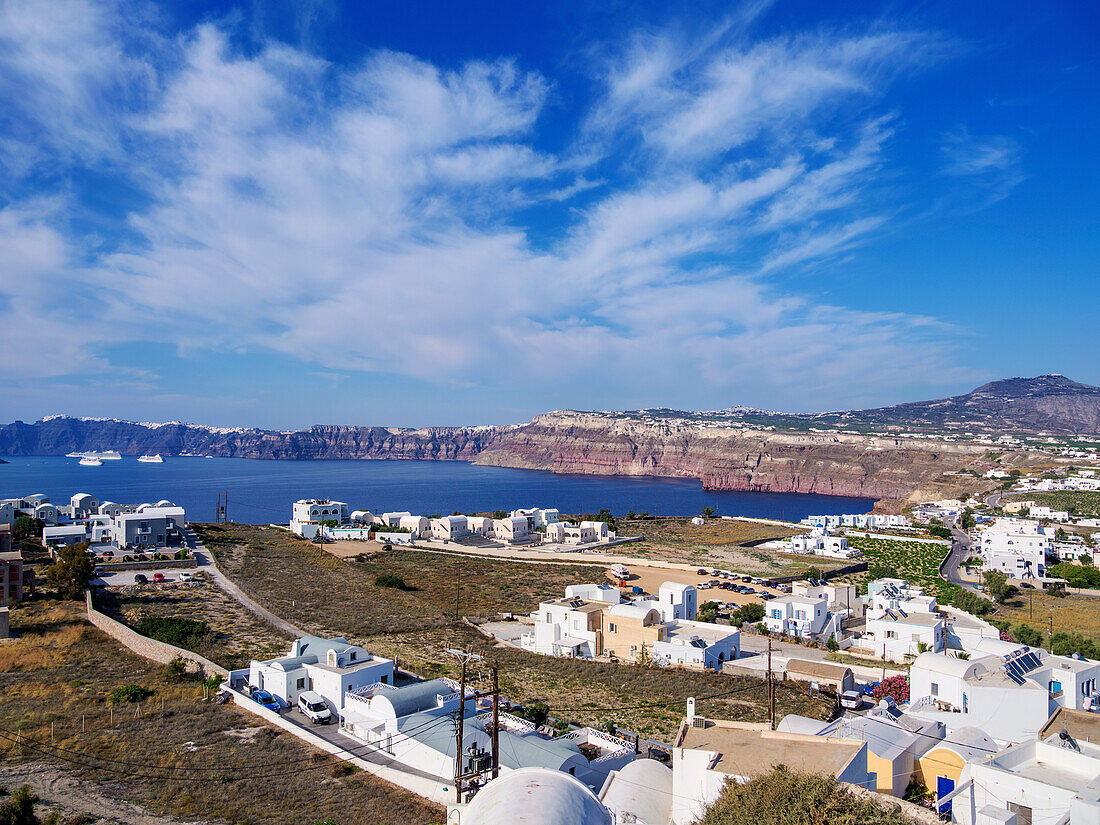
[450, 653, 501, 803]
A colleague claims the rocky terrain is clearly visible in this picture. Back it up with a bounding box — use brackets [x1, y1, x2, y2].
[2, 375, 1093, 503]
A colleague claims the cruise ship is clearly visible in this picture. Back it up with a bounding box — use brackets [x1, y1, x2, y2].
[67, 450, 122, 460]
[78, 456, 103, 466]
[137, 454, 164, 463]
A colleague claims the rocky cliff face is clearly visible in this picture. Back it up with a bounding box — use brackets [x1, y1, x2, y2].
[472, 412, 1025, 500]
[0, 418, 494, 461]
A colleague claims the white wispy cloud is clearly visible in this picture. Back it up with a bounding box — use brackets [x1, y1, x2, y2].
[0, 1, 986, 416]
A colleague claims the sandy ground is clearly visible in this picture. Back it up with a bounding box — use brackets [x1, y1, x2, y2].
[0, 763, 207, 825]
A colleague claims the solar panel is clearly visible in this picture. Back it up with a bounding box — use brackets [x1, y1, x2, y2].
[1006, 669, 1026, 685]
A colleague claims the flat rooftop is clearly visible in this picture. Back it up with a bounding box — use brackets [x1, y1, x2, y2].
[550, 598, 606, 613]
[1040, 707, 1100, 744]
[679, 721, 861, 779]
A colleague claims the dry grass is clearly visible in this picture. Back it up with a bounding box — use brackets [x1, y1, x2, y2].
[97, 576, 293, 670]
[993, 591, 1100, 642]
[619, 517, 820, 574]
[0, 600, 444, 825]
[195, 523, 831, 740]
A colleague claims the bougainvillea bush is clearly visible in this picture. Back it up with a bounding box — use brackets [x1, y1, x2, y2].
[872, 675, 910, 704]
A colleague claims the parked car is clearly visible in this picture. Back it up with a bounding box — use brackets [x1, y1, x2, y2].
[134, 574, 148, 584]
[742, 587, 755, 595]
[698, 582, 712, 590]
[251, 689, 281, 713]
[840, 690, 863, 711]
[152, 572, 167, 583]
[858, 682, 878, 697]
[697, 569, 708, 576]
[179, 571, 193, 581]
[297, 691, 332, 724]
[760, 593, 774, 601]
[741, 576, 752, 583]
[711, 570, 721, 576]
[709, 579, 721, 587]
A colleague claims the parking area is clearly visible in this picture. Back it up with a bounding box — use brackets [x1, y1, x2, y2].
[92, 567, 199, 586]
[623, 564, 788, 607]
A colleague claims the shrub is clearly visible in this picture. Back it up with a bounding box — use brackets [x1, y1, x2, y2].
[1013, 624, 1044, 648]
[982, 570, 1018, 604]
[1050, 632, 1100, 660]
[135, 615, 211, 649]
[825, 635, 839, 652]
[872, 675, 909, 704]
[375, 573, 408, 590]
[108, 683, 154, 704]
[330, 762, 358, 778]
[524, 701, 550, 727]
[165, 655, 189, 680]
[697, 766, 914, 825]
[0, 784, 39, 825]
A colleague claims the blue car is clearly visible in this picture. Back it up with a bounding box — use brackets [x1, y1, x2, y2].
[251, 689, 281, 712]
[858, 682, 878, 697]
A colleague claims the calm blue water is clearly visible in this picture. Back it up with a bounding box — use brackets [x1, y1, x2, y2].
[0, 456, 873, 524]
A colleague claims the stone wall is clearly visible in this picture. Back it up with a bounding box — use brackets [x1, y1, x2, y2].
[84, 590, 226, 678]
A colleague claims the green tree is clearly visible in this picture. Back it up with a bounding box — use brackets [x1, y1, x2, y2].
[928, 524, 952, 539]
[0, 785, 40, 825]
[11, 516, 44, 543]
[593, 508, 617, 532]
[524, 701, 549, 727]
[1080, 554, 1093, 566]
[1049, 632, 1100, 660]
[1013, 624, 1043, 648]
[960, 509, 976, 530]
[804, 566, 823, 581]
[1055, 527, 1068, 541]
[949, 587, 993, 616]
[45, 542, 94, 600]
[731, 603, 765, 625]
[867, 563, 899, 582]
[825, 635, 839, 652]
[697, 601, 721, 624]
[701, 507, 715, 517]
[492, 510, 507, 520]
[982, 570, 1018, 604]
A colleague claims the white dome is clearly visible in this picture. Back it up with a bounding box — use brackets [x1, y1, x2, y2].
[464, 768, 610, 825]
[599, 759, 673, 825]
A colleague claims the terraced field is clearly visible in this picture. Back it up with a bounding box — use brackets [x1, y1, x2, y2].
[843, 536, 951, 595]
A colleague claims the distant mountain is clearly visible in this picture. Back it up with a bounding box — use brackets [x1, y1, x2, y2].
[0, 375, 1091, 503]
[836, 374, 1100, 434]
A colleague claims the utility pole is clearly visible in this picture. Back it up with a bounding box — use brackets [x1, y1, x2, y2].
[767, 637, 775, 730]
[455, 657, 467, 803]
[491, 663, 500, 779]
[452, 655, 502, 802]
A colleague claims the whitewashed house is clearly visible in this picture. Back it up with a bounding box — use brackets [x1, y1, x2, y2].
[946, 737, 1100, 825]
[564, 583, 620, 604]
[654, 582, 698, 621]
[763, 593, 829, 639]
[398, 515, 429, 538]
[545, 522, 598, 545]
[865, 609, 945, 661]
[431, 515, 469, 540]
[979, 521, 1048, 579]
[653, 621, 739, 670]
[523, 596, 605, 658]
[247, 635, 394, 714]
[465, 516, 493, 536]
[110, 505, 186, 550]
[290, 499, 349, 538]
[493, 516, 531, 542]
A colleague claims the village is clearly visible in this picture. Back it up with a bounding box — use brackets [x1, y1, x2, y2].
[3, 464, 1100, 825]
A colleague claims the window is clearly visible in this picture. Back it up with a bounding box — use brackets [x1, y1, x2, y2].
[886, 630, 897, 639]
[349, 651, 357, 661]
[381, 675, 388, 684]
[296, 678, 305, 690]
[608, 623, 617, 633]
[1007, 802, 1032, 825]
[930, 682, 939, 697]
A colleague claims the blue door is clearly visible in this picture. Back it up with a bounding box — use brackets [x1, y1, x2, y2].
[937, 776, 955, 813]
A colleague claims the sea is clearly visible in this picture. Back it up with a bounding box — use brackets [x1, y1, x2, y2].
[0, 456, 874, 524]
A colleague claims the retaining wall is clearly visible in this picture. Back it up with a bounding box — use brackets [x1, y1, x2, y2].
[84, 590, 227, 678]
[95, 558, 198, 572]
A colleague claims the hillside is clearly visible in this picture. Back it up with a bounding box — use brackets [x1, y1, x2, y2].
[2, 375, 1091, 503]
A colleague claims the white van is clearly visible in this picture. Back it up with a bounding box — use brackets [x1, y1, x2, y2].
[297, 691, 332, 724]
[840, 690, 862, 711]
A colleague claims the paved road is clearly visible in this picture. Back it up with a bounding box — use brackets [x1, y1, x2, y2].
[940, 516, 984, 595]
[185, 528, 307, 638]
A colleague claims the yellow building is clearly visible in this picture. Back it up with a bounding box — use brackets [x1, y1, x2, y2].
[915, 726, 996, 799]
[602, 603, 665, 662]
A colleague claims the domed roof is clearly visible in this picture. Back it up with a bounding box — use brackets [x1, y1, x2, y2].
[599, 759, 673, 825]
[464, 768, 610, 825]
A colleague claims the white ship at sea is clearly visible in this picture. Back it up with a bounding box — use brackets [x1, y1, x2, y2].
[69, 450, 123, 461]
[137, 454, 164, 463]
[78, 456, 103, 466]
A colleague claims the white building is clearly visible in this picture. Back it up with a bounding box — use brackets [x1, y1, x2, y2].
[510, 508, 560, 529]
[493, 516, 531, 542]
[523, 596, 605, 658]
[564, 584, 621, 604]
[546, 522, 598, 545]
[670, 714, 869, 825]
[110, 504, 186, 550]
[653, 620, 739, 670]
[431, 515, 469, 540]
[947, 737, 1100, 825]
[910, 644, 1100, 745]
[397, 515, 429, 538]
[865, 609, 945, 661]
[290, 499, 349, 538]
[466, 516, 493, 536]
[763, 593, 829, 639]
[654, 582, 698, 622]
[247, 635, 394, 714]
[979, 521, 1048, 580]
[788, 532, 860, 558]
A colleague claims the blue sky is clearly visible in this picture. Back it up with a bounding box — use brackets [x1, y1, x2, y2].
[1, 0, 1097, 429]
